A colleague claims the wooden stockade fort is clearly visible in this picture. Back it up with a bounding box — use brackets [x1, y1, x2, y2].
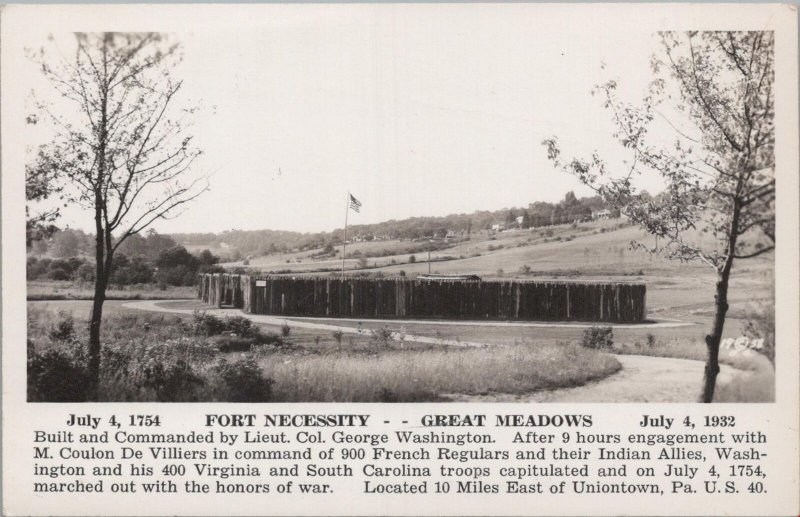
[198, 273, 646, 323]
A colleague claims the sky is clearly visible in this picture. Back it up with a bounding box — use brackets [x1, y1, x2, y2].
[4, 3, 785, 236]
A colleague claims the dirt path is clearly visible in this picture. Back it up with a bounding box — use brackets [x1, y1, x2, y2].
[123, 300, 486, 348]
[446, 355, 738, 403]
[124, 299, 693, 329]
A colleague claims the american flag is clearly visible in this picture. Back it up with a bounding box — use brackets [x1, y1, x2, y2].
[349, 194, 362, 213]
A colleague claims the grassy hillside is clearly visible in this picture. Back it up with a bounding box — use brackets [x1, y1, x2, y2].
[220, 217, 773, 327]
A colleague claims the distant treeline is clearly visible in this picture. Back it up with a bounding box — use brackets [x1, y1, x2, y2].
[170, 192, 629, 259]
[27, 229, 223, 286]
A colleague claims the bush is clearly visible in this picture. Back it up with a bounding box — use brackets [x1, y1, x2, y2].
[646, 333, 657, 348]
[76, 263, 96, 282]
[223, 315, 257, 338]
[210, 334, 259, 353]
[332, 330, 344, 344]
[141, 360, 204, 402]
[192, 311, 227, 336]
[582, 326, 614, 349]
[212, 356, 273, 402]
[280, 322, 292, 338]
[112, 255, 154, 285]
[49, 266, 72, 281]
[369, 326, 394, 350]
[28, 343, 91, 402]
[48, 311, 75, 342]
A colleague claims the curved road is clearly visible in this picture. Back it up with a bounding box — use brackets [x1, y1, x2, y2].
[527, 355, 737, 403]
[445, 355, 737, 403]
[124, 300, 732, 403]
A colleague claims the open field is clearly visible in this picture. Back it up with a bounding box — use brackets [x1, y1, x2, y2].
[27, 281, 196, 301]
[27, 306, 621, 402]
[27, 216, 774, 403]
[221, 219, 773, 320]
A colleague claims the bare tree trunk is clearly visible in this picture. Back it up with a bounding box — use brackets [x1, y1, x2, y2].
[88, 224, 106, 400]
[88, 46, 110, 400]
[88, 274, 106, 399]
[702, 200, 741, 402]
[702, 262, 733, 402]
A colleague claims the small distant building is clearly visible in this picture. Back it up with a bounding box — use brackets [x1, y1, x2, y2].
[445, 230, 457, 241]
[516, 215, 524, 227]
[592, 209, 611, 221]
[491, 223, 505, 232]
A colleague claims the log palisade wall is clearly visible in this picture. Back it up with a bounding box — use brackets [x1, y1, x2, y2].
[199, 274, 646, 323]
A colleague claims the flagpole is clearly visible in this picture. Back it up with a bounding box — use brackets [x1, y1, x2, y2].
[342, 191, 349, 275]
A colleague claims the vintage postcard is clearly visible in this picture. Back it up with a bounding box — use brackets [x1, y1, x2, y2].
[2, 3, 798, 516]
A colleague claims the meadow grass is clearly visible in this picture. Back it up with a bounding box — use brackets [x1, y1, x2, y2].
[27, 307, 621, 402]
[27, 280, 196, 301]
[258, 342, 621, 402]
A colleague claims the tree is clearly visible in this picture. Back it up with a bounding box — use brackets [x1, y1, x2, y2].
[28, 33, 208, 398]
[543, 31, 774, 402]
[25, 148, 64, 245]
[50, 229, 82, 258]
[520, 210, 531, 229]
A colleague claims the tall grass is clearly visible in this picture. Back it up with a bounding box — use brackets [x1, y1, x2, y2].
[27, 280, 196, 301]
[259, 342, 621, 402]
[28, 309, 621, 402]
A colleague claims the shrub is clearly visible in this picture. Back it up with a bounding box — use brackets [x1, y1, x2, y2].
[28, 343, 91, 402]
[646, 333, 657, 348]
[332, 330, 344, 344]
[49, 266, 72, 281]
[408, 255, 416, 264]
[48, 311, 75, 342]
[582, 326, 614, 349]
[399, 270, 406, 277]
[357, 257, 368, 269]
[192, 311, 227, 336]
[223, 315, 256, 338]
[210, 334, 259, 353]
[141, 360, 204, 402]
[75, 263, 96, 282]
[280, 322, 292, 338]
[519, 265, 531, 275]
[212, 356, 273, 402]
[496, 268, 504, 277]
[369, 326, 394, 350]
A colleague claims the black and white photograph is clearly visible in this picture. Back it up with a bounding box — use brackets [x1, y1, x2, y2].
[12, 6, 779, 405]
[3, 4, 799, 517]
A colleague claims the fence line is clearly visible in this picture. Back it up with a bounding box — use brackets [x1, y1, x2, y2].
[198, 273, 646, 323]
